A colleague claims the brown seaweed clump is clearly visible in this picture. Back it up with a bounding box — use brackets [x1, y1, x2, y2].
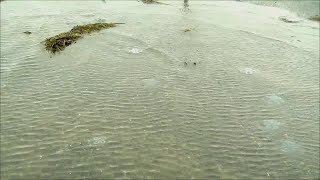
[44, 23, 123, 53]
[308, 15, 320, 22]
[279, 17, 300, 23]
[141, 0, 168, 5]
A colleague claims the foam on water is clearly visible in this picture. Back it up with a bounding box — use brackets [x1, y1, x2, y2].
[262, 119, 281, 131]
[280, 140, 300, 153]
[266, 94, 285, 105]
[88, 137, 107, 146]
[279, 140, 305, 160]
[129, 48, 143, 54]
[141, 78, 160, 90]
[243, 67, 256, 75]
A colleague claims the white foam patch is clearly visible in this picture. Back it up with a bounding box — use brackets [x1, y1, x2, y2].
[263, 120, 281, 131]
[280, 140, 304, 158]
[88, 136, 107, 146]
[266, 94, 285, 105]
[129, 48, 143, 54]
[141, 78, 160, 89]
[245, 68, 257, 75]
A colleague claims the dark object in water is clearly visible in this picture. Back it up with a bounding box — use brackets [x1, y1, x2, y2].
[308, 15, 320, 22]
[183, 27, 194, 32]
[141, 0, 168, 5]
[44, 22, 124, 53]
[184, 0, 189, 8]
[193, 62, 196, 66]
[279, 17, 300, 23]
[184, 62, 188, 66]
[181, 0, 190, 12]
[23, 31, 32, 35]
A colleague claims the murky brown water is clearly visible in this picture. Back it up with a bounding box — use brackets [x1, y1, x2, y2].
[1, 1, 319, 179]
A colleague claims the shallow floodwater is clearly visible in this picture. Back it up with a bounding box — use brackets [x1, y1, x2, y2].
[1, 1, 319, 179]
[249, 0, 319, 18]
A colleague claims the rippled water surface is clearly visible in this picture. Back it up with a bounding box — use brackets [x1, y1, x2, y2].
[1, 1, 319, 179]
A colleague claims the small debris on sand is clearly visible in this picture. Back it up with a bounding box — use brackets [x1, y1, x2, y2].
[23, 31, 32, 35]
[308, 15, 320, 22]
[279, 16, 300, 23]
[141, 0, 168, 5]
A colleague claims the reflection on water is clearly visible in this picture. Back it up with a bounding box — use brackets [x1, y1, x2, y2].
[0, 1, 319, 179]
